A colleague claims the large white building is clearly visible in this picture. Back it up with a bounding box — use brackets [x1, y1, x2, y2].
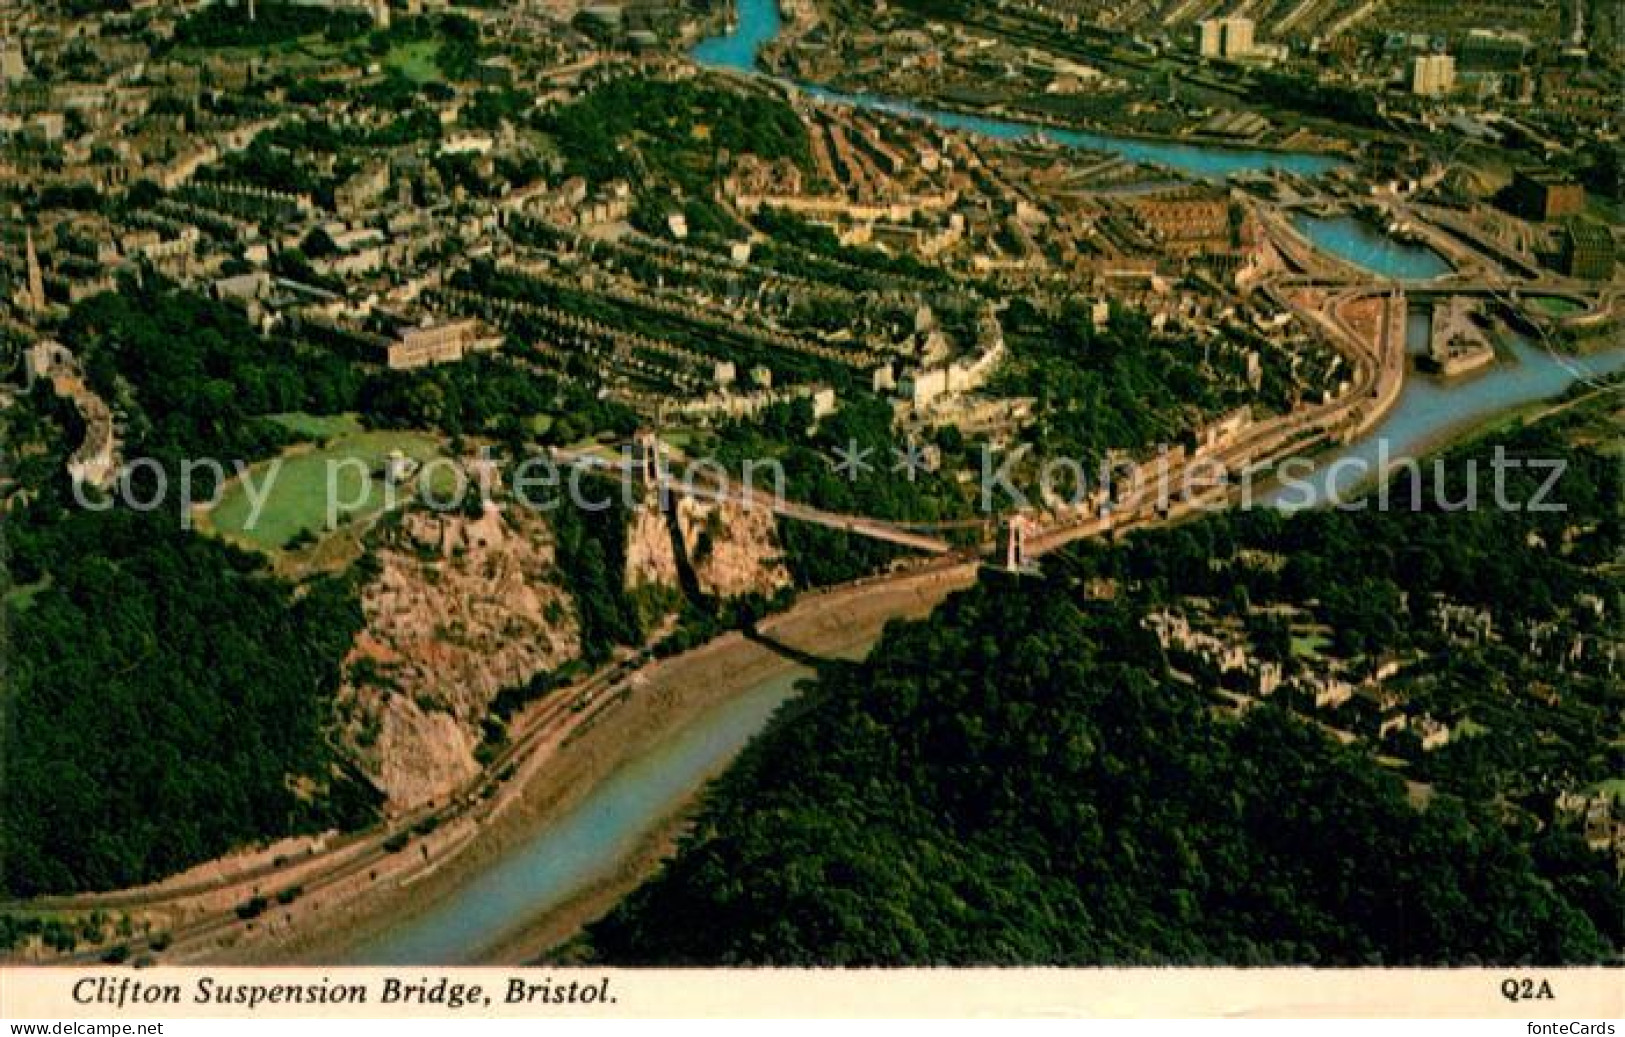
[1199, 19, 1224, 58]
[1197, 17, 1255, 60]
[1409, 53, 1457, 97]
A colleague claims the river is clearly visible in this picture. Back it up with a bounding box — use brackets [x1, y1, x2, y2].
[698, 0, 1343, 180]
[694, 0, 1620, 497]
[1268, 335, 1625, 507]
[352, 1, 1619, 963]
[351, 670, 805, 964]
[1289, 214, 1452, 280]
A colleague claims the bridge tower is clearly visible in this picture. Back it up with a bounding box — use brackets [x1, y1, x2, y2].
[996, 513, 1036, 573]
[633, 428, 663, 486]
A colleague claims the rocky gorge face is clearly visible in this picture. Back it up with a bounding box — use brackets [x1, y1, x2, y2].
[337, 493, 790, 811]
[336, 503, 582, 811]
[624, 495, 791, 601]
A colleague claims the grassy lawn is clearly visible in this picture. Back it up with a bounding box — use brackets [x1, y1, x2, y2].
[209, 429, 447, 551]
[1290, 632, 1331, 660]
[268, 411, 366, 441]
[1529, 296, 1584, 318]
[386, 40, 443, 83]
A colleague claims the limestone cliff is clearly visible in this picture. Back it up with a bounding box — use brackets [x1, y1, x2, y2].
[624, 497, 790, 602]
[338, 503, 581, 810]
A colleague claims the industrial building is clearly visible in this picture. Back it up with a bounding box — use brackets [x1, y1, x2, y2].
[1560, 220, 1615, 281]
[1505, 169, 1586, 222]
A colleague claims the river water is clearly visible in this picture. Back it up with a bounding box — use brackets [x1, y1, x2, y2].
[1268, 337, 1625, 507]
[694, 0, 1619, 500]
[354, 2, 1619, 963]
[350, 669, 806, 963]
[1288, 214, 1453, 280]
[699, 0, 1343, 180]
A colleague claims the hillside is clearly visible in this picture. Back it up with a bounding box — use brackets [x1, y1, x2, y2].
[583, 409, 1624, 965]
[585, 579, 1613, 964]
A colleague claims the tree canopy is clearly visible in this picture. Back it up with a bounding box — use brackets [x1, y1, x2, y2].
[3, 497, 378, 897]
[585, 579, 1612, 965]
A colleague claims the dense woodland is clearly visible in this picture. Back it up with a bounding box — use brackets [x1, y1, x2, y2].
[0, 282, 639, 900]
[61, 278, 635, 463]
[543, 78, 812, 195]
[585, 417, 1623, 965]
[550, 487, 646, 664]
[586, 580, 1616, 964]
[993, 299, 1232, 471]
[63, 281, 364, 466]
[1, 313, 380, 897]
[3, 480, 379, 897]
[708, 392, 976, 586]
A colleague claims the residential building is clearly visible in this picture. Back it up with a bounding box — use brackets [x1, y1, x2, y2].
[385, 317, 503, 370]
[1409, 53, 1456, 97]
[1197, 17, 1253, 60]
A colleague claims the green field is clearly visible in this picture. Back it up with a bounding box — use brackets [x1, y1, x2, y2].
[386, 40, 443, 83]
[268, 411, 366, 440]
[1530, 296, 1584, 318]
[1290, 632, 1331, 659]
[209, 430, 446, 550]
